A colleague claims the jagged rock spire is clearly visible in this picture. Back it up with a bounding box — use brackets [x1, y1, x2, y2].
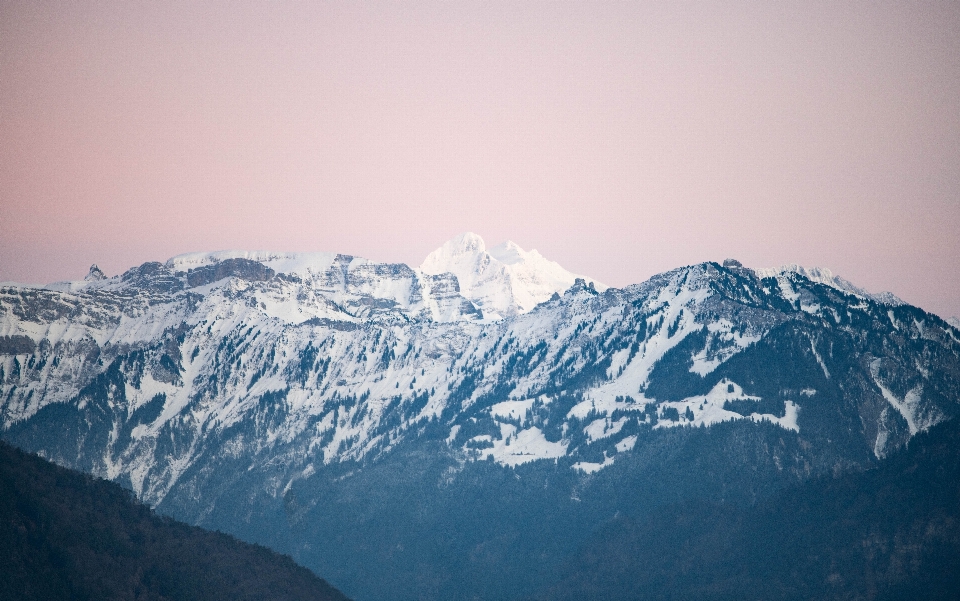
[85, 264, 106, 281]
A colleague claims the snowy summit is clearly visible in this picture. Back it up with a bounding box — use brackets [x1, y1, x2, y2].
[420, 233, 605, 319]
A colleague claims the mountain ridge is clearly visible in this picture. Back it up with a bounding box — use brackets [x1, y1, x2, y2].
[32, 235, 909, 323]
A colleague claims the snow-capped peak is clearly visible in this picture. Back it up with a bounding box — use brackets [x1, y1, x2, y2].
[420, 233, 605, 319]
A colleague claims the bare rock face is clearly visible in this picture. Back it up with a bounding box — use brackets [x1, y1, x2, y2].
[423, 273, 484, 321]
[85, 264, 107, 281]
[185, 258, 275, 288]
[120, 262, 185, 294]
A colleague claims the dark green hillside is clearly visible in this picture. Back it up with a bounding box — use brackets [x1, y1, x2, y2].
[533, 418, 960, 601]
[0, 441, 350, 601]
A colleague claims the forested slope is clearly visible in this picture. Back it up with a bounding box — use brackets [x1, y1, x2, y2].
[533, 419, 960, 601]
[0, 441, 350, 601]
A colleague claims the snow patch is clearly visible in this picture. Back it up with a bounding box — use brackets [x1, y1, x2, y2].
[490, 399, 536, 425]
[583, 417, 627, 443]
[573, 454, 615, 474]
[869, 359, 935, 436]
[808, 336, 830, 379]
[689, 319, 760, 376]
[655, 379, 800, 433]
[471, 426, 568, 467]
[616, 435, 637, 452]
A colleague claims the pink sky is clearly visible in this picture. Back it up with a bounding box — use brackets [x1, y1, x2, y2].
[2, 1, 959, 318]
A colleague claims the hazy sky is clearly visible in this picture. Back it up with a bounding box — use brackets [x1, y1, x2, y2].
[2, 1, 959, 317]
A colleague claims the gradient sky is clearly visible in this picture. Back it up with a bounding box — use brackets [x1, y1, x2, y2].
[2, 1, 959, 318]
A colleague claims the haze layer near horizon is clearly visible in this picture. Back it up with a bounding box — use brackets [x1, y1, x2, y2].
[1, 1, 958, 318]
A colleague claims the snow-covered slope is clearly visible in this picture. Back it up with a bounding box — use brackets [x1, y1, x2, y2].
[420, 233, 605, 319]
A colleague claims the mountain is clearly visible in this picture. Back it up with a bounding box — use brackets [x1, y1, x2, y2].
[0, 439, 349, 601]
[420, 232, 605, 319]
[531, 417, 960, 601]
[1, 239, 959, 601]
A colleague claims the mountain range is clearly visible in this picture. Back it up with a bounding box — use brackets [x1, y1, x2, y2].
[2, 233, 958, 601]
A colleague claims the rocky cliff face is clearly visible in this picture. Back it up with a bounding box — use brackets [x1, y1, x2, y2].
[2, 236, 959, 601]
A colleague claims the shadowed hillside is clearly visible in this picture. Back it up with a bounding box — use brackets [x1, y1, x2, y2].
[532, 419, 960, 601]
